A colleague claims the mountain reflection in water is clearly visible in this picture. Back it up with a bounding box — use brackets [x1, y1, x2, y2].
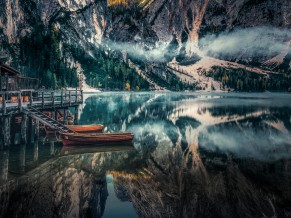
[1, 92, 291, 218]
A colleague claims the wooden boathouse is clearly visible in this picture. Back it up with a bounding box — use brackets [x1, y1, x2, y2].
[0, 64, 38, 91]
[0, 63, 83, 148]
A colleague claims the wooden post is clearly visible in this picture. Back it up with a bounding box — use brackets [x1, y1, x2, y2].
[74, 106, 79, 125]
[69, 91, 71, 107]
[81, 90, 83, 102]
[75, 88, 78, 103]
[61, 90, 64, 106]
[29, 91, 33, 106]
[21, 114, 27, 143]
[18, 92, 22, 112]
[63, 109, 67, 125]
[42, 91, 44, 108]
[55, 109, 58, 122]
[51, 91, 55, 106]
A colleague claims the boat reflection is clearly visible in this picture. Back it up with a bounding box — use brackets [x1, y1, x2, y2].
[60, 142, 134, 156]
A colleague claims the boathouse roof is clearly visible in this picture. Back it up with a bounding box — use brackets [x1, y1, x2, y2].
[0, 64, 21, 76]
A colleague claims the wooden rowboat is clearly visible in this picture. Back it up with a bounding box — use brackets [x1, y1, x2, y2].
[66, 125, 104, 133]
[45, 124, 104, 135]
[60, 132, 134, 146]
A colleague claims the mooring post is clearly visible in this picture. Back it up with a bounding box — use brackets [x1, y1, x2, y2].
[21, 114, 28, 144]
[2, 116, 11, 148]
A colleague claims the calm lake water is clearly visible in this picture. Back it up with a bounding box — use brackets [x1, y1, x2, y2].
[1, 92, 291, 218]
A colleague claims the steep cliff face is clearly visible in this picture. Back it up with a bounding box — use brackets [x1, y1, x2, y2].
[0, 0, 290, 91]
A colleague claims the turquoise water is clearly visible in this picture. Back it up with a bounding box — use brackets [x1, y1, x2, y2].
[1, 92, 291, 218]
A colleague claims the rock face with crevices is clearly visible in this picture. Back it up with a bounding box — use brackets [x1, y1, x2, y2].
[0, 0, 290, 90]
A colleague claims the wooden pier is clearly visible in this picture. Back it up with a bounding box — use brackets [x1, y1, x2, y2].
[0, 89, 83, 115]
[0, 89, 83, 148]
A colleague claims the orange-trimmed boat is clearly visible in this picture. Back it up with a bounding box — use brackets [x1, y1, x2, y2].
[60, 132, 134, 146]
[66, 125, 104, 133]
[45, 124, 104, 135]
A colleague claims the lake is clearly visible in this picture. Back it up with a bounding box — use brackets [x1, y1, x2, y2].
[1, 92, 291, 218]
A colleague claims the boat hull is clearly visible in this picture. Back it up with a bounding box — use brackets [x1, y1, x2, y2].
[60, 132, 134, 146]
[66, 125, 104, 133]
[45, 125, 104, 135]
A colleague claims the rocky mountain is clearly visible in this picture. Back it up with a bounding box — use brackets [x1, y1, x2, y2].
[0, 0, 290, 91]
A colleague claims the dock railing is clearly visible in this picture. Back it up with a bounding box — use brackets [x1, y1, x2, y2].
[0, 88, 83, 114]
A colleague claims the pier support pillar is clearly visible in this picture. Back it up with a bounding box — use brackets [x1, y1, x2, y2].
[27, 117, 33, 144]
[10, 116, 16, 146]
[21, 114, 28, 144]
[34, 120, 39, 139]
[34, 139, 38, 162]
[0, 151, 9, 182]
[50, 142, 55, 155]
[19, 143, 26, 173]
[1, 116, 11, 148]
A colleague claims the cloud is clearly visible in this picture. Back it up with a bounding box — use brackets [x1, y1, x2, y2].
[200, 26, 291, 58]
[104, 40, 171, 62]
